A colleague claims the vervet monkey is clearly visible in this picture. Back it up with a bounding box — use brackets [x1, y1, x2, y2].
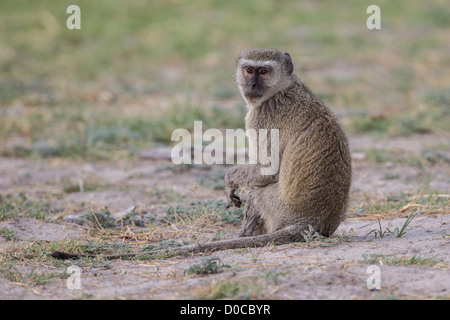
[51, 49, 351, 260]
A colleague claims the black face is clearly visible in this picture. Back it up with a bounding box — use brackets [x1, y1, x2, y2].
[242, 66, 271, 100]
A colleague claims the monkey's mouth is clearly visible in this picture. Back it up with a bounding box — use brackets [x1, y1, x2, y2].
[245, 93, 263, 100]
[244, 88, 264, 100]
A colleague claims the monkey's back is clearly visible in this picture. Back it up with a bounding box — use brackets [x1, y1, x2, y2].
[250, 81, 352, 236]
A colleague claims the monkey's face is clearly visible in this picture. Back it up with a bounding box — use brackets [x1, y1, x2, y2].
[237, 60, 284, 107]
[236, 49, 295, 107]
[240, 64, 272, 102]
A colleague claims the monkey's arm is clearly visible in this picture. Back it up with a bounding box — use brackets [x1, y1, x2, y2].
[225, 164, 278, 188]
[224, 164, 278, 207]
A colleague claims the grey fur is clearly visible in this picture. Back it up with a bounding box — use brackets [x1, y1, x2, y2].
[226, 48, 352, 239]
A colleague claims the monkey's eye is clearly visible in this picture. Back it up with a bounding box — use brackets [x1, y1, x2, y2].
[244, 67, 254, 75]
[259, 69, 269, 75]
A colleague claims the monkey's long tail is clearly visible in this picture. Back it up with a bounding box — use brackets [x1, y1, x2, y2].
[50, 251, 140, 260]
[50, 223, 305, 260]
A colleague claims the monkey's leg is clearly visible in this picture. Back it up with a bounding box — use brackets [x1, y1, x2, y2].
[241, 183, 293, 236]
[239, 191, 265, 237]
[225, 164, 278, 208]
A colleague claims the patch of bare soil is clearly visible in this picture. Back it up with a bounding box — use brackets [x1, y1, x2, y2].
[0, 133, 449, 300]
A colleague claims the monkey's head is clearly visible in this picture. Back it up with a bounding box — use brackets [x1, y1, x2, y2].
[236, 49, 295, 107]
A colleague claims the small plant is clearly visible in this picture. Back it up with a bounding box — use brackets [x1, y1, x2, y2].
[121, 209, 146, 227]
[141, 240, 187, 252]
[196, 280, 262, 300]
[301, 225, 325, 242]
[386, 211, 419, 238]
[263, 270, 289, 285]
[163, 199, 243, 225]
[361, 253, 438, 267]
[134, 240, 192, 259]
[185, 257, 231, 275]
[297, 226, 352, 247]
[0, 227, 17, 241]
[0, 193, 53, 221]
[0, 260, 22, 282]
[365, 211, 419, 239]
[365, 218, 388, 238]
[80, 241, 118, 255]
[210, 231, 226, 242]
[25, 270, 64, 286]
[163, 204, 202, 223]
[81, 208, 116, 228]
[217, 204, 244, 225]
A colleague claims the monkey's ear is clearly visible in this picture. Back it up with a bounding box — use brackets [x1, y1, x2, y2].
[284, 52, 294, 75]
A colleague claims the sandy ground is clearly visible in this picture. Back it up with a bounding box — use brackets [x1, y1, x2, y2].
[0, 133, 449, 300]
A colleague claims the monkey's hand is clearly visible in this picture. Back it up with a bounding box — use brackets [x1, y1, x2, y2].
[225, 186, 242, 208]
[224, 167, 242, 207]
